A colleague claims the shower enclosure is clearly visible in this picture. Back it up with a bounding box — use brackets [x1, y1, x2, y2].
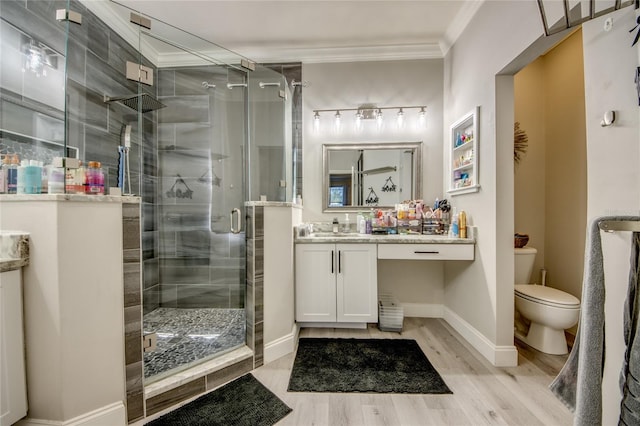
[120, 6, 294, 382]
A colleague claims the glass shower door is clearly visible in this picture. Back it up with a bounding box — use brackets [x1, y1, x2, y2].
[130, 14, 250, 383]
[247, 66, 292, 202]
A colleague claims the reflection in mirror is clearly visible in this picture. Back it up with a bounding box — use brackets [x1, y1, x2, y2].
[323, 142, 422, 212]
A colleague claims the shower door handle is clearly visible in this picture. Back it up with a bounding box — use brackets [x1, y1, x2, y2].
[230, 208, 242, 234]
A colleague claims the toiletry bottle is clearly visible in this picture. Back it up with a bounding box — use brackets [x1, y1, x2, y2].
[86, 161, 105, 195]
[451, 210, 459, 238]
[343, 213, 350, 233]
[459, 210, 467, 239]
[7, 154, 19, 194]
[16, 159, 28, 194]
[48, 165, 65, 194]
[359, 212, 367, 234]
[0, 155, 9, 194]
[75, 161, 85, 194]
[332, 217, 339, 233]
[23, 160, 42, 194]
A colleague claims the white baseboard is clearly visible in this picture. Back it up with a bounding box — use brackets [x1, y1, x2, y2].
[264, 324, 298, 364]
[296, 322, 367, 329]
[401, 303, 444, 318]
[443, 307, 518, 367]
[17, 402, 126, 426]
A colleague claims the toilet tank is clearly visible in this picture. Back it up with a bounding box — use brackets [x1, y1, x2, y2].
[515, 247, 537, 284]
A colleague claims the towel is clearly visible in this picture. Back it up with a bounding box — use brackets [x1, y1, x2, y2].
[619, 231, 640, 425]
[549, 216, 640, 425]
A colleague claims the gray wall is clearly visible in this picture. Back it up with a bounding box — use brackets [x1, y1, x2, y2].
[0, 0, 161, 314]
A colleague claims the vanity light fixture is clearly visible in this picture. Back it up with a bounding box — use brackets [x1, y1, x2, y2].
[312, 104, 426, 128]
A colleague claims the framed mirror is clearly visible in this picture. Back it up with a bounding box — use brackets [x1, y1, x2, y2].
[322, 142, 422, 212]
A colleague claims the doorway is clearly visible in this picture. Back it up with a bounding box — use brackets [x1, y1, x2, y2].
[512, 29, 587, 341]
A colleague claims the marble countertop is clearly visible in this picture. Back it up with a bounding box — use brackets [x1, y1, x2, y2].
[295, 233, 475, 244]
[0, 231, 30, 272]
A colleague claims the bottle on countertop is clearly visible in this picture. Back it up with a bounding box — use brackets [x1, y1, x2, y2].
[343, 213, 350, 233]
[7, 154, 19, 194]
[459, 210, 467, 239]
[332, 217, 339, 233]
[0, 155, 10, 194]
[357, 212, 365, 234]
[86, 161, 105, 195]
[450, 207, 459, 238]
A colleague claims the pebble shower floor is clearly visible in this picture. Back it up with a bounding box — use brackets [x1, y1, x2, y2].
[143, 307, 246, 380]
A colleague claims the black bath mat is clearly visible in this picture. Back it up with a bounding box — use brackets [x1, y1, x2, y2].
[287, 338, 452, 394]
[148, 374, 292, 426]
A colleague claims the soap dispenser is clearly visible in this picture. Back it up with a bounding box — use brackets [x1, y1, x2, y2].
[332, 217, 339, 233]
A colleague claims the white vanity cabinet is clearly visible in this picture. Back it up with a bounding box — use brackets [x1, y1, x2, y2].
[295, 243, 378, 325]
[1, 269, 27, 426]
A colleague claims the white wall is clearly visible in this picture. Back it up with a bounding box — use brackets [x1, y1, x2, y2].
[0, 199, 126, 424]
[443, 0, 551, 362]
[581, 7, 640, 423]
[263, 205, 302, 363]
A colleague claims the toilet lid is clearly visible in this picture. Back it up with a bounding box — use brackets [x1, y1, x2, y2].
[515, 284, 580, 308]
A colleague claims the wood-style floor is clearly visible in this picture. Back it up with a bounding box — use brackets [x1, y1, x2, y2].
[252, 317, 573, 426]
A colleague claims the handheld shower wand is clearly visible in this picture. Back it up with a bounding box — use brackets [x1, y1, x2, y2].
[119, 125, 132, 195]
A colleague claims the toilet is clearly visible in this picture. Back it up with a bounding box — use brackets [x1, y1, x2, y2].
[514, 247, 580, 355]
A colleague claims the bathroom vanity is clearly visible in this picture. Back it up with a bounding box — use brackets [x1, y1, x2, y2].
[294, 233, 475, 328]
[0, 232, 29, 426]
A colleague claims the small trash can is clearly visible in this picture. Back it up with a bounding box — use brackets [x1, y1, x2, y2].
[378, 293, 404, 332]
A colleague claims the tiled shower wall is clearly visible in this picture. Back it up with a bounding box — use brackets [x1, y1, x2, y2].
[1, 0, 161, 318]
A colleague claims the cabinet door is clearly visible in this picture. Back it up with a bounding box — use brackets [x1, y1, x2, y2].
[336, 244, 378, 323]
[0, 270, 27, 426]
[295, 244, 337, 322]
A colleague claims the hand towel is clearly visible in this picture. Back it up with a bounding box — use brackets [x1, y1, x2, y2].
[619, 231, 640, 425]
[549, 216, 640, 426]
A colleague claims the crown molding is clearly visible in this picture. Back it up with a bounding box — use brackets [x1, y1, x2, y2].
[230, 43, 444, 65]
[440, 0, 485, 56]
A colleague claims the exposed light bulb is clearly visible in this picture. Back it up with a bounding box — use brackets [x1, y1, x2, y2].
[376, 109, 383, 129]
[355, 110, 363, 130]
[418, 107, 426, 126]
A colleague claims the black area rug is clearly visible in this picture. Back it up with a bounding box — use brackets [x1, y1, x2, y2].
[287, 338, 452, 394]
[148, 374, 292, 426]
